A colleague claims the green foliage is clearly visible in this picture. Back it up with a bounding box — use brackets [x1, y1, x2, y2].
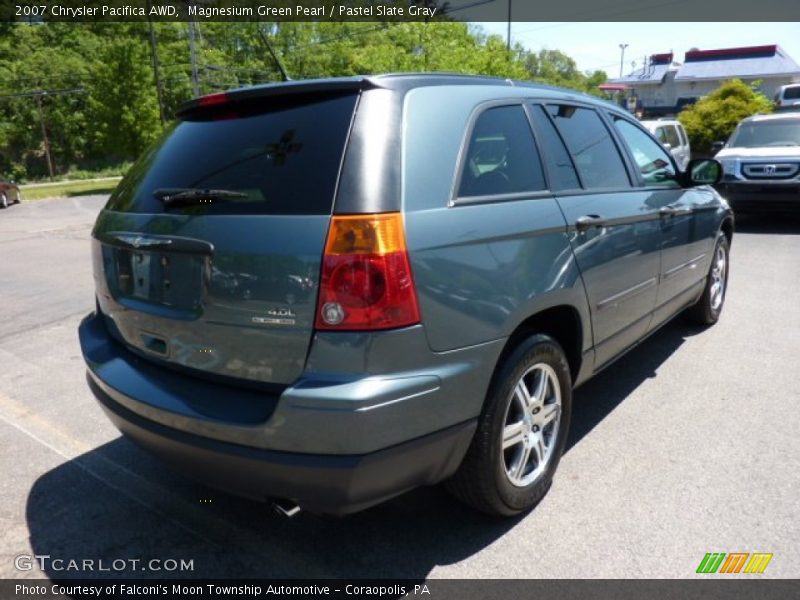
[88, 34, 162, 158]
[678, 79, 774, 154]
[1, 21, 604, 179]
[520, 48, 607, 94]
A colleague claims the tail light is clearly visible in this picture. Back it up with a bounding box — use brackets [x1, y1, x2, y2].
[315, 213, 420, 331]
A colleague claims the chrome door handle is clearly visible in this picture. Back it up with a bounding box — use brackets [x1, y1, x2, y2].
[575, 214, 607, 231]
[659, 205, 692, 218]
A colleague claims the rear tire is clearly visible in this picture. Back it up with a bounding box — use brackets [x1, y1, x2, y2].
[446, 334, 572, 516]
[0, 193, 8, 209]
[685, 231, 729, 325]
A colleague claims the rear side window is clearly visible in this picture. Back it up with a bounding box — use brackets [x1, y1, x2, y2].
[458, 105, 546, 197]
[106, 93, 358, 215]
[546, 105, 630, 189]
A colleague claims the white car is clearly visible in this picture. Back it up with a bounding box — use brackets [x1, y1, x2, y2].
[641, 119, 692, 171]
[774, 83, 800, 110]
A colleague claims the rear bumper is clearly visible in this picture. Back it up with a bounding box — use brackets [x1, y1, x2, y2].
[90, 373, 475, 515]
[716, 182, 800, 212]
[79, 311, 495, 513]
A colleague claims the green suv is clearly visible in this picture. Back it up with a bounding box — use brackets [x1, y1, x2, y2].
[79, 75, 732, 516]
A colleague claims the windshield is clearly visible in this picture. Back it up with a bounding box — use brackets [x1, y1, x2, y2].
[106, 93, 358, 215]
[728, 120, 800, 148]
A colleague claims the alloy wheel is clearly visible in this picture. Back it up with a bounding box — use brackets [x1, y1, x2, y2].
[710, 244, 727, 311]
[501, 363, 561, 487]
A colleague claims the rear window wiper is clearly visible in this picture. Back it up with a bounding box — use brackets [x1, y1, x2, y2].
[153, 188, 248, 207]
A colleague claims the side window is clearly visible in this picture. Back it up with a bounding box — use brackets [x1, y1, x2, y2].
[663, 125, 680, 148]
[458, 105, 546, 198]
[677, 124, 688, 146]
[529, 105, 580, 190]
[654, 127, 667, 144]
[546, 105, 630, 189]
[612, 118, 679, 188]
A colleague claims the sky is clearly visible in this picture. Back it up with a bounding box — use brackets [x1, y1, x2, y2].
[475, 22, 800, 79]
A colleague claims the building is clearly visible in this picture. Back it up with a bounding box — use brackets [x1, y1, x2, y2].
[603, 45, 800, 117]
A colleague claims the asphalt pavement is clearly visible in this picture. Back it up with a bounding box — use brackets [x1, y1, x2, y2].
[0, 196, 798, 579]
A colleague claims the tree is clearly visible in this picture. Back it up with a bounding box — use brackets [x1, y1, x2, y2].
[88, 35, 162, 159]
[678, 79, 773, 154]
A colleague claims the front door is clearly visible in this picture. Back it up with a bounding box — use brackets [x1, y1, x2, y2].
[610, 117, 715, 327]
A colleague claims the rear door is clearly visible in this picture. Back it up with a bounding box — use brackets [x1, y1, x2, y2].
[531, 104, 661, 368]
[93, 92, 358, 385]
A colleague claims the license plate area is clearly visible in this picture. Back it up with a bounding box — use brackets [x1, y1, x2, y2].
[105, 246, 204, 312]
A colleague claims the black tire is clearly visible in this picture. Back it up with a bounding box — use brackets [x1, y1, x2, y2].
[0, 193, 8, 209]
[446, 334, 572, 516]
[685, 231, 730, 325]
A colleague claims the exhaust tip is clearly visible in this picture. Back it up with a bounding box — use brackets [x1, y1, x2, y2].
[272, 499, 302, 518]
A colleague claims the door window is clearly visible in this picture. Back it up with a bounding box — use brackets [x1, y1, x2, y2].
[458, 105, 547, 197]
[613, 118, 680, 188]
[663, 125, 681, 148]
[529, 105, 580, 190]
[546, 105, 630, 189]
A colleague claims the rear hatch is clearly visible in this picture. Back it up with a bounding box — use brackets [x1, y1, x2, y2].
[92, 90, 359, 385]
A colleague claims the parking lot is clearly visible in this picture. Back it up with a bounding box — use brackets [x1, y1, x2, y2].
[0, 195, 798, 579]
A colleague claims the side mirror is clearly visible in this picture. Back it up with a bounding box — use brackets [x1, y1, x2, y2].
[711, 141, 725, 154]
[663, 143, 672, 151]
[684, 158, 722, 186]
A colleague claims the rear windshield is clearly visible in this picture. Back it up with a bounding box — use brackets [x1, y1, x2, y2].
[106, 93, 358, 215]
[728, 120, 800, 148]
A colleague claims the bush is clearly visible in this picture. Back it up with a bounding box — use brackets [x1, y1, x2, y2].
[678, 79, 773, 155]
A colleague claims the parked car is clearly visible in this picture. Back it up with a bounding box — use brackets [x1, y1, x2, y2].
[640, 119, 692, 170]
[79, 75, 732, 517]
[714, 112, 800, 213]
[0, 177, 22, 208]
[774, 83, 800, 111]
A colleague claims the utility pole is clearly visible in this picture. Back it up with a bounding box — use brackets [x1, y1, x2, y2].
[187, 0, 200, 97]
[619, 43, 629, 78]
[34, 93, 54, 179]
[506, 0, 512, 51]
[146, 0, 166, 125]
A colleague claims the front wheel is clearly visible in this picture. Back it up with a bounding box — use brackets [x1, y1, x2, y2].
[0, 193, 8, 209]
[685, 231, 730, 325]
[446, 334, 572, 516]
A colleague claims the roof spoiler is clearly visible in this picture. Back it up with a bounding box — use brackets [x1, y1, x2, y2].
[176, 78, 380, 118]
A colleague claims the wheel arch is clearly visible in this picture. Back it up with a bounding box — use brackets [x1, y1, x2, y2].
[720, 215, 734, 244]
[497, 304, 585, 386]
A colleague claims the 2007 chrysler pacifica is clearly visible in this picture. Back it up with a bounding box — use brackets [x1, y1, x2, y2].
[79, 74, 732, 516]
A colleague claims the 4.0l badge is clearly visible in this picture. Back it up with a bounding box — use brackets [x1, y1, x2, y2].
[252, 308, 296, 326]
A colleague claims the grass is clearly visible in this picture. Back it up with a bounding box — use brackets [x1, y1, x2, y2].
[21, 177, 121, 201]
